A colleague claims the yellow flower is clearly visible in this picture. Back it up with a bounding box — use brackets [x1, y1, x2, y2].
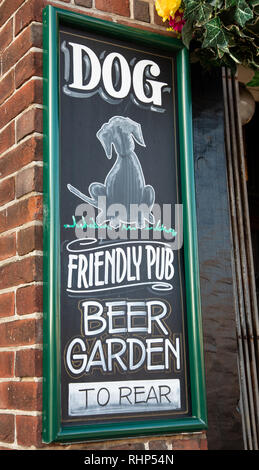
[155, 0, 182, 22]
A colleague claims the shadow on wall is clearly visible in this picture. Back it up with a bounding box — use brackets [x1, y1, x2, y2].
[191, 64, 244, 450]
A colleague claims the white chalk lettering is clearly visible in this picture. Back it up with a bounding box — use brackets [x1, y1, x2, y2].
[82, 301, 106, 336]
[66, 335, 181, 374]
[81, 300, 169, 337]
[102, 52, 131, 99]
[133, 59, 168, 107]
[65, 42, 169, 107]
[69, 42, 101, 91]
[65, 298, 181, 375]
[66, 337, 87, 375]
[66, 242, 174, 293]
[68, 379, 181, 415]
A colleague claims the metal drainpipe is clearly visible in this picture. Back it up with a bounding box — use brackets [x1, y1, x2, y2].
[222, 68, 259, 450]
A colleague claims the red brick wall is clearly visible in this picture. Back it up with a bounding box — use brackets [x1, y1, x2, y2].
[0, 0, 207, 450]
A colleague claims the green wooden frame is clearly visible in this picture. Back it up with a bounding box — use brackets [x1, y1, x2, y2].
[42, 5, 207, 443]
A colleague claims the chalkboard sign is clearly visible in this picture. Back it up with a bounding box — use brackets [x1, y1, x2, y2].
[42, 6, 207, 443]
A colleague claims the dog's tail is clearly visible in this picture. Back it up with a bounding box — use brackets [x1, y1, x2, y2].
[67, 184, 98, 208]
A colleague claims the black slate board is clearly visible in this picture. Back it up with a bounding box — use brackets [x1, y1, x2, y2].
[58, 25, 191, 426]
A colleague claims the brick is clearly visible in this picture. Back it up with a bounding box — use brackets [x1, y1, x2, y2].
[0, 18, 13, 52]
[0, 232, 16, 262]
[134, 0, 150, 23]
[0, 70, 15, 106]
[74, 0, 93, 6]
[0, 256, 43, 290]
[17, 224, 43, 256]
[153, 6, 166, 26]
[15, 348, 42, 378]
[16, 284, 43, 315]
[16, 415, 43, 447]
[0, 318, 42, 347]
[15, 0, 44, 36]
[0, 384, 9, 409]
[16, 107, 43, 142]
[0, 136, 43, 179]
[1, 79, 42, 131]
[119, 19, 172, 36]
[200, 438, 208, 450]
[0, 414, 15, 443]
[0, 292, 15, 318]
[95, 0, 130, 17]
[0, 0, 24, 28]
[15, 51, 43, 89]
[2, 23, 42, 76]
[172, 438, 200, 450]
[16, 165, 43, 199]
[0, 122, 15, 156]
[67, 441, 107, 450]
[41, 4, 112, 23]
[0, 352, 15, 378]
[0, 381, 42, 411]
[108, 442, 145, 450]
[0, 195, 43, 235]
[0, 177, 15, 206]
[149, 439, 168, 450]
[0, 256, 42, 289]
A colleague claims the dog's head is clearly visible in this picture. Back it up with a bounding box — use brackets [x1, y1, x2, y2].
[96, 116, 146, 159]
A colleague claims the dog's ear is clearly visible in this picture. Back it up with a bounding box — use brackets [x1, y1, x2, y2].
[96, 125, 113, 159]
[129, 119, 146, 147]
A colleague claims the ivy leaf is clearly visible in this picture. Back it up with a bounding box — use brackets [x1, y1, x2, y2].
[246, 14, 259, 36]
[177, 0, 257, 72]
[234, 0, 253, 27]
[217, 47, 226, 59]
[228, 49, 243, 63]
[225, 23, 254, 41]
[202, 17, 229, 51]
[247, 0, 259, 7]
[184, 0, 213, 26]
[228, 41, 258, 69]
[225, 0, 236, 7]
[206, 0, 224, 6]
[246, 69, 259, 86]
[181, 19, 194, 48]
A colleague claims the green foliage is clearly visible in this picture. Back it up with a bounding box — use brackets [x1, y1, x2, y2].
[181, 0, 259, 83]
[234, 0, 253, 27]
[247, 68, 259, 85]
[184, 0, 213, 24]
